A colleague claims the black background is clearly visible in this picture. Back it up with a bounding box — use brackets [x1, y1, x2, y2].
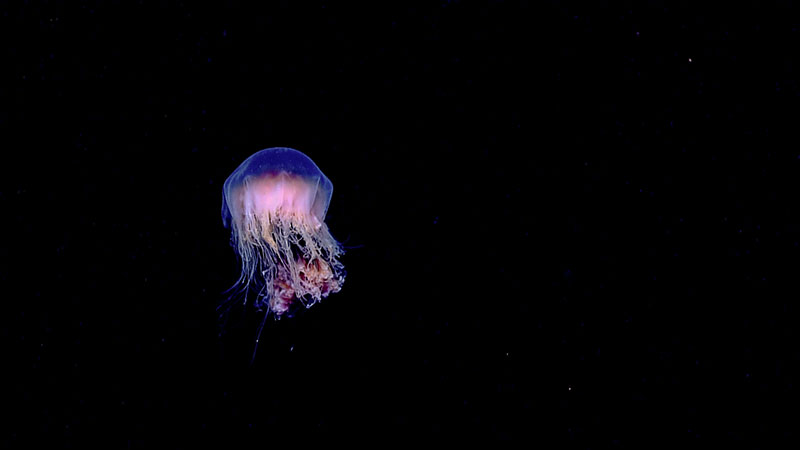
[3, 1, 800, 447]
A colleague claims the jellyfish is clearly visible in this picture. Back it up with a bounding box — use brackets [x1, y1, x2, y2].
[221, 147, 345, 325]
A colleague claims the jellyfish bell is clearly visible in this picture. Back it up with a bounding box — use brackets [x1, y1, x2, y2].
[221, 147, 345, 319]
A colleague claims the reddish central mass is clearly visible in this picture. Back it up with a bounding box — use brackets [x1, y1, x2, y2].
[269, 256, 341, 315]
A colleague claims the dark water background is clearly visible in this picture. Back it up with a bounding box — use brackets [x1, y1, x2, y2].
[3, 1, 799, 446]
